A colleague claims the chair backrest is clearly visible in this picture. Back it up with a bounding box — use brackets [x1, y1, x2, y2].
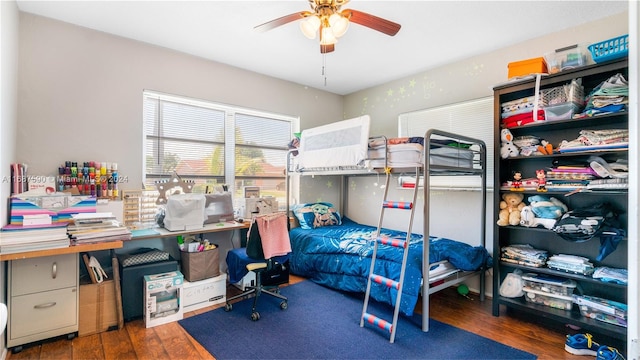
[245, 212, 291, 261]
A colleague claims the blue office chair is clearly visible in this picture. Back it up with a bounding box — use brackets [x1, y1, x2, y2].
[224, 212, 291, 321]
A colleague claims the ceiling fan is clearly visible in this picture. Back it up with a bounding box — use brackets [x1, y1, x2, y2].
[254, 0, 401, 54]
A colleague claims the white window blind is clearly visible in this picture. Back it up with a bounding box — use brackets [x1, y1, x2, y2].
[143, 91, 297, 204]
[398, 97, 494, 189]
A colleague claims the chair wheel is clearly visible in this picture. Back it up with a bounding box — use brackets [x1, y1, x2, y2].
[251, 311, 260, 321]
[224, 303, 232, 312]
[280, 301, 288, 310]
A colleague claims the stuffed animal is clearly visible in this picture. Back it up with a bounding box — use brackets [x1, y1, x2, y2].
[527, 195, 568, 219]
[497, 192, 525, 226]
[537, 140, 554, 155]
[520, 206, 557, 229]
[500, 129, 520, 159]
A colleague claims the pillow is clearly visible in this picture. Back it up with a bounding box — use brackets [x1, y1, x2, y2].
[292, 202, 342, 230]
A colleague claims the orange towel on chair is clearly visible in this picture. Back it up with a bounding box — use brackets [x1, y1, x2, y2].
[256, 213, 291, 259]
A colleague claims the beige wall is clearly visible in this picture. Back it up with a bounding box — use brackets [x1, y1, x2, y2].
[1, 0, 20, 356]
[17, 13, 344, 192]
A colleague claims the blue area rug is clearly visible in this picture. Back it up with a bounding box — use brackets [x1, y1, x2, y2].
[179, 281, 536, 359]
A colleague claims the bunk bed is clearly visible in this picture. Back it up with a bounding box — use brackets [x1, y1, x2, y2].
[285, 115, 489, 332]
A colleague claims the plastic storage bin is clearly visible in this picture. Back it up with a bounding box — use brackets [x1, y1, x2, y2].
[508, 57, 547, 79]
[574, 295, 627, 328]
[523, 288, 574, 310]
[544, 103, 582, 121]
[544, 44, 588, 74]
[588, 34, 628, 63]
[522, 273, 577, 296]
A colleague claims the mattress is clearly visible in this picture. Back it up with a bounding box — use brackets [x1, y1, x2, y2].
[429, 146, 474, 168]
[288, 218, 490, 316]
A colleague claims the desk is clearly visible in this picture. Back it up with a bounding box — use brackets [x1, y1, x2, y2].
[0, 241, 123, 262]
[0, 221, 249, 262]
[129, 221, 250, 249]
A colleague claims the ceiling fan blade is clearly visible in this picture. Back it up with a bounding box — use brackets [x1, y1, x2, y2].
[254, 11, 312, 33]
[320, 44, 335, 54]
[342, 9, 401, 36]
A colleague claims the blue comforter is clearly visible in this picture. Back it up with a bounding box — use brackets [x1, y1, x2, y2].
[289, 218, 490, 316]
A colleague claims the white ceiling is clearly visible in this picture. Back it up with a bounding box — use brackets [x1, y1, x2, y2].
[16, 0, 629, 95]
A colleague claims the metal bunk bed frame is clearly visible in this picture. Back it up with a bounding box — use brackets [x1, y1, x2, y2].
[285, 128, 488, 333]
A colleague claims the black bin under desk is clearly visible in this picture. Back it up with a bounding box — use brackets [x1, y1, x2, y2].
[119, 258, 178, 321]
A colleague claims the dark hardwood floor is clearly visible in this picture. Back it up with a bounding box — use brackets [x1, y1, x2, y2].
[5, 275, 619, 360]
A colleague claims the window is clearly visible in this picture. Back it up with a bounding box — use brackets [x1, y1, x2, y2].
[398, 97, 494, 189]
[143, 91, 297, 209]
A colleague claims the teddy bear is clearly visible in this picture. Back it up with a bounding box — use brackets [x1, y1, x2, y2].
[497, 192, 525, 226]
[500, 129, 520, 159]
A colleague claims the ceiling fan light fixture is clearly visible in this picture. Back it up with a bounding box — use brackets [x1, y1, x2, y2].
[319, 26, 337, 45]
[300, 15, 321, 39]
[328, 13, 349, 37]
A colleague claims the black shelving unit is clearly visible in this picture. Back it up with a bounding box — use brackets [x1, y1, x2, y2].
[492, 59, 628, 342]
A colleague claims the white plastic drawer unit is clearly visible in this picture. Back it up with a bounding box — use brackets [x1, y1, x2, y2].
[8, 253, 79, 349]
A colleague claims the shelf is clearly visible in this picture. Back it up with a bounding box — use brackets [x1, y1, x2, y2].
[498, 189, 628, 195]
[500, 261, 628, 289]
[493, 58, 629, 339]
[0, 240, 123, 261]
[503, 113, 627, 133]
[494, 58, 628, 92]
[497, 296, 626, 337]
[498, 224, 629, 241]
[503, 148, 628, 161]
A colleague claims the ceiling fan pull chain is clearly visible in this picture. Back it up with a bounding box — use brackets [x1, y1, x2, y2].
[322, 54, 328, 86]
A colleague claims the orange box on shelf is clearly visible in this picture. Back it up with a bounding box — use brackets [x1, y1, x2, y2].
[508, 57, 548, 79]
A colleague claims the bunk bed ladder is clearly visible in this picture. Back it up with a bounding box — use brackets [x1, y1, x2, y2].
[360, 167, 420, 343]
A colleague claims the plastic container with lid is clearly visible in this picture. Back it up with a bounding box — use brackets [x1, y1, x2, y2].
[544, 44, 589, 74]
[522, 273, 577, 296]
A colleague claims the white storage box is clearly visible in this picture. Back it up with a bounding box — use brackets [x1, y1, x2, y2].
[522, 273, 577, 297]
[182, 274, 227, 312]
[144, 271, 184, 328]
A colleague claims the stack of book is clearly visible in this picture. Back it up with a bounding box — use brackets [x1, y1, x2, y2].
[67, 212, 132, 244]
[0, 227, 70, 254]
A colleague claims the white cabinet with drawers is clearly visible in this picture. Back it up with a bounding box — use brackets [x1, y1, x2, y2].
[7, 253, 79, 351]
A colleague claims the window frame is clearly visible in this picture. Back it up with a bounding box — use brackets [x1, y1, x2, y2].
[143, 90, 298, 207]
